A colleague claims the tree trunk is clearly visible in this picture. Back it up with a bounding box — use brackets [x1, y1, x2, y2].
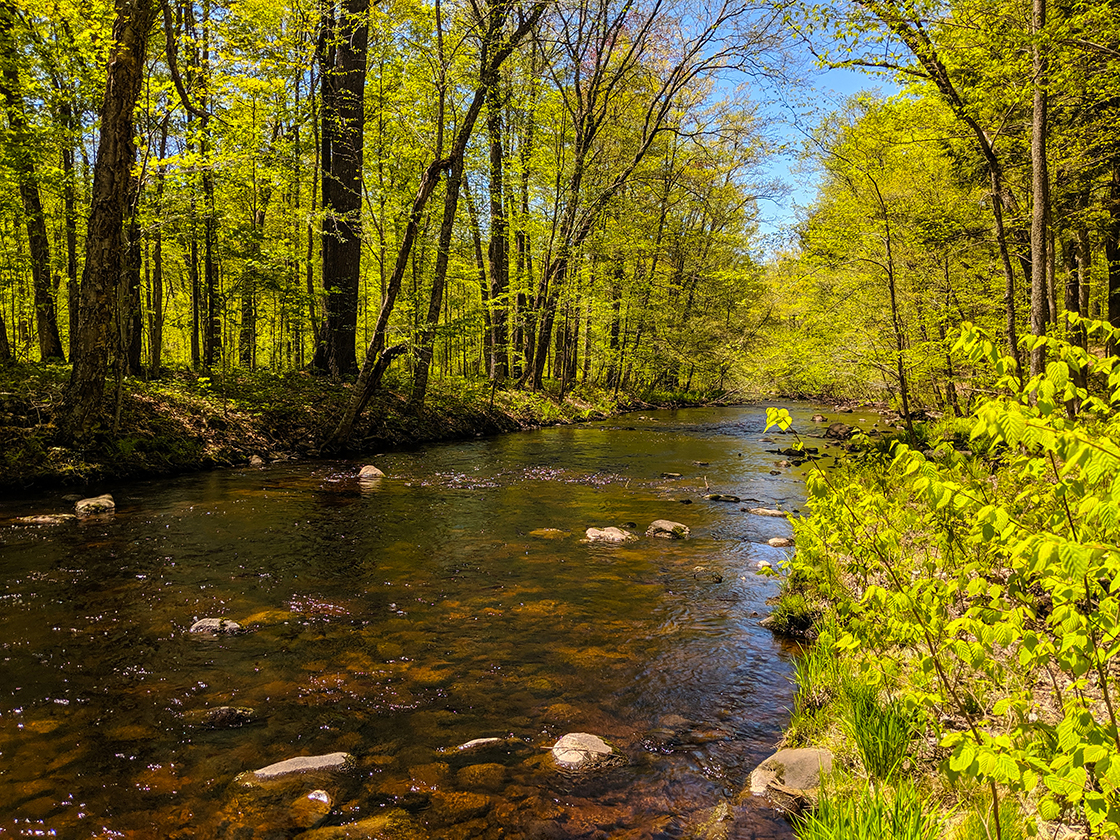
[487, 68, 510, 380]
[0, 1, 65, 362]
[60, 0, 157, 438]
[463, 174, 493, 366]
[1028, 0, 1049, 376]
[410, 154, 465, 409]
[123, 198, 143, 375]
[315, 0, 369, 377]
[1108, 166, 1120, 357]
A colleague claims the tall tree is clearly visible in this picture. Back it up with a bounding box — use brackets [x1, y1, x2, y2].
[60, 0, 158, 438]
[313, 0, 370, 377]
[0, 0, 65, 362]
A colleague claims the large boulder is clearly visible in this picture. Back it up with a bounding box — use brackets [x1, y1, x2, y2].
[551, 733, 616, 770]
[646, 520, 690, 539]
[584, 527, 636, 544]
[745, 748, 833, 811]
[75, 494, 114, 516]
[768, 537, 794, 548]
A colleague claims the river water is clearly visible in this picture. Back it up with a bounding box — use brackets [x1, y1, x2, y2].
[0, 403, 856, 839]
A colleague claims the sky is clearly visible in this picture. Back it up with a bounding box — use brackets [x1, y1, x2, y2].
[748, 64, 901, 253]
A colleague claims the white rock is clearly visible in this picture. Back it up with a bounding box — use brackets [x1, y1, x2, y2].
[756, 560, 772, 570]
[189, 617, 243, 635]
[551, 733, 613, 769]
[456, 737, 506, 753]
[75, 494, 114, 516]
[248, 752, 354, 782]
[749, 508, 788, 518]
[645, 520, 690, 539]
[768, 537, 794, 547]
[584, 527, 635, 543]
[358, 465, 385, 479]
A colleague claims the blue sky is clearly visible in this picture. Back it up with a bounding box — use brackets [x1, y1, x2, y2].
[749, 64, 899, 251]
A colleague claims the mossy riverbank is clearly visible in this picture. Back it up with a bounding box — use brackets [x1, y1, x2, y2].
[0, 362, 735, 492]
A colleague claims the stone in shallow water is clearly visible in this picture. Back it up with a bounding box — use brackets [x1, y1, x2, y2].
[15, 514, 76, 525]
[289, 789, 333, 830]
[246, 752, 354, 782]
[583, 527, 635, 543]
[749, 507, 788, 518]
[296, 808, 427, 839]
[551, 732, 613, 769]
[746, 747, 833, 807]
[184, 706, 257, 728]
[358, 464, 385, 479]
[529, 528, 569, 539]
[457, 762, 507, 791]
[75, 494, 114, 515]
[249, 455, 265, 466]
[645, 519, 690, 539]
[454, 736, 506, 753]
[768, 537, 794, 547]
[189, 617, 243, 635]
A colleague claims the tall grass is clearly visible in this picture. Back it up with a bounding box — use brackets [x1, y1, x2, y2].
[796, 780, 942, 840]
[844, 683, 916, 780]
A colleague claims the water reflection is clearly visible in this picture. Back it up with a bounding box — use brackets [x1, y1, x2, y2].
[0, 403, 868, 838]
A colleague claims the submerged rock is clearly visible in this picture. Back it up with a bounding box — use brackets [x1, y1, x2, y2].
[15, 514, 77, 525]
[75, 494, 114, 516]
[767, 537, 794, 548]
[551, 732, 616, 770]
[289, 789, 333, 830]
[358, 464, 385, 480]
[811, 414, 826, 423]
[646, 519, 690, 539]
[297, 809, 427, 840]
[242, 752, 354, 784]
[584, 527, 636, 543]
[529, 528, 569, 540]
[687, 800, 733, 840]
[825, 422, 853, 440]
[189, 617, 243, 635]
[748, 508, 788, 518]
[184, 705, 257, 728]
[745, 747, 833, 811]
[453, 737, 507, 754]
[705, 494, 741, 503]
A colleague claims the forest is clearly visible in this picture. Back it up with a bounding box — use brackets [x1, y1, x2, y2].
[3, 0, 1120, 835]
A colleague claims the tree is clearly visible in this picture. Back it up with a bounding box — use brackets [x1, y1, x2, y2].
[59, 0, 158, 438]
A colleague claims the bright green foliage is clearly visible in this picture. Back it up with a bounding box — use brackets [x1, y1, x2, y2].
[775, 319, 1120, 833]
[795, 780, 943, 840]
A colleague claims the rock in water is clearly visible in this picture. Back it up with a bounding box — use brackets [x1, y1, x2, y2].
[745, 748, 834, 810]
[705, 494, 740, 503]
[646, 520, 690, 539]
[75, 494, 114, 516]
[768, 537, 794, 548]
[748, 508, 788, 518]
[289, 790, 333, 830]
[358, 464, 385, 479]
[551, 733, 614, 770]
[15, 514, 77, 525]
[249, 455, 265, 466]
[189, 617, 243, 635]
[529, 528, 569, 540]
[825, 422, 853, 440]
[185, 706, 257, 728]
[584, 527, 636, 543]
[811, 414, 826, 423]
[245, 752, 354, 783]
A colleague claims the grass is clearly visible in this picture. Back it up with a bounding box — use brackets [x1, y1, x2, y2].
[843, 683, 916, 781]
[796, 780, 943, 840]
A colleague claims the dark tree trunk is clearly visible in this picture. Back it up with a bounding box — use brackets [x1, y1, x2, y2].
[1028, 0, 1049, 376]
[410, 154, 465, 409]
[315, 0, 369, 377]
[60, 0, 157, 438]
[124, 199, 143, 375]
[487, 69, 510, 380]
[463, 175, 494, 366]
[62, 101, 79, 360]
[0, 1, 65, 362]
[0, 312, 10, 362]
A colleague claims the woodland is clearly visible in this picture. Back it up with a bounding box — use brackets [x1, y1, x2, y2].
[4, 0, 1120, 834]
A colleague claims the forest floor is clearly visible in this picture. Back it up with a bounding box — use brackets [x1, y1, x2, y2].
[0, 362, 733, 492]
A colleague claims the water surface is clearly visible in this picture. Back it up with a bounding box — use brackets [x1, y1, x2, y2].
[0, 403, 858, 838]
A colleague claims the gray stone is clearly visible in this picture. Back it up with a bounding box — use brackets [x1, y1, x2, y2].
[358, 464, 385, 480]
[646, 519, 690, 539]
[825, 422, 853, 440]
[811, 414, 826, 423]
[747, 747, 833, 799]
[749, 508, 788, 518]
[767, 537, 794, 548]
[189, 617, 243, 635]
[584, 527, 635, 544]
[705, 494, 740, 503]
[454, 737, 506, 753]
[551, 732, 614, 769]
[74, 494, 114, 516]
[246, 752, 354, 782]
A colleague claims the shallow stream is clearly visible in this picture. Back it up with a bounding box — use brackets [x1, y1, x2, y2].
[0, 403, 871, 839]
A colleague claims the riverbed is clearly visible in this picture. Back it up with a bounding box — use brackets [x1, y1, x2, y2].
[0, 403, 863, 839]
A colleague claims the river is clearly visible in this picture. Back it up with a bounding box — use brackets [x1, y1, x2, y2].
[0, 403, 861, 839]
